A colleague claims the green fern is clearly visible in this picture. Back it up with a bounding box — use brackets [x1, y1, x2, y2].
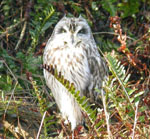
[29, 6, 55, 53]
[43, 64, 104, 136]
[29, 76, 57, 137]
[43, 53, 144, 137]
[106, 53, 134, 109]
[104, 53, 144, 123]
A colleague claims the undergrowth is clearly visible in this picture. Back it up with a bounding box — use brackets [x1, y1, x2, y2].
[0, 0, 150, 138]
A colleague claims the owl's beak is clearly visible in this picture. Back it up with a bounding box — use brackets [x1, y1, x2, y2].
[71, 35, 74, 44]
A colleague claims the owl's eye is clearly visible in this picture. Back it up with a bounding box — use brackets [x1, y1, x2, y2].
[78, 28, 87, 34]
[59, 28, 67, 33]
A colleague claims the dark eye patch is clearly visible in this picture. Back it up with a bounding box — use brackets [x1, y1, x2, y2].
[78, 28, 87, 34]
[58, 28, 67, 33]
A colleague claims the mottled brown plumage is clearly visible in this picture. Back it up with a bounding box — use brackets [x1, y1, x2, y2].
[43, 16, 107, 130]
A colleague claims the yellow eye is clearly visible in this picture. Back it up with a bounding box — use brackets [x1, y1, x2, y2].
[60, 28, 66, 33]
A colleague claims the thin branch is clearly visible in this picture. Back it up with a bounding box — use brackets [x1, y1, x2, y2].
[1, 60, 17, 81]
[101, 89, 112, 139]
[3, 120, 31, 138]
[93, 31, 135, 41]
[4, 82, 18, 115]
[132, 101, 139, 139]
[36, 111, 47, 139]
[3, 120, 21, 138]
[15, 20, 27, 50]
[0, 18, 25, 38]
[1, 60, 18, 116]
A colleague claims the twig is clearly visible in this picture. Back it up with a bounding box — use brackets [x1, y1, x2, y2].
[1, 60, 17, 81]
[4, 82, 18, 116]
[1, 60, 18, 116]
[3, 120, 31, 138]
[0, 18, 25, 38]
[93, 31, 135, 41]
[128, 32, 150, 47]
[132, 101, 139, 139]
[15, 20, 27, 50]
[36, 111, 47, 139]
[3, 120, 20, 138]
[101, 89, 112, 139]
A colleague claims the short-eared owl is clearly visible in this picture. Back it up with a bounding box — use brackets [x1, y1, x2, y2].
[43, 16, 107, 130]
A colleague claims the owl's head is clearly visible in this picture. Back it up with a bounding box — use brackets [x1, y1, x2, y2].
[51, 16, 94, 47]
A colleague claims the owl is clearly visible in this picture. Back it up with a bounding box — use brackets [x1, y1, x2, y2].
[43, 16, 107, 130]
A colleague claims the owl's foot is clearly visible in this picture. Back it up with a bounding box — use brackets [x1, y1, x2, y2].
[71, 125, 86, 139]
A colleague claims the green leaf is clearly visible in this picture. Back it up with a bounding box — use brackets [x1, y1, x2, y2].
[41, 22, 53, 33]
[101, 0, 117, 16]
